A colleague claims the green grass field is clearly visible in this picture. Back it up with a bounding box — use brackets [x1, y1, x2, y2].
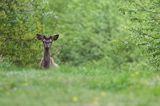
[0, 65, 160, 106]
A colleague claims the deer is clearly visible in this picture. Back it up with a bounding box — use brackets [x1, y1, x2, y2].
[36, 34, 59, 69]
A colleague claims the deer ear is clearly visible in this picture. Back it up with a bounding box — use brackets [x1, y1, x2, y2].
[51, 34, 59, 41]
[36, 34, 44, 40]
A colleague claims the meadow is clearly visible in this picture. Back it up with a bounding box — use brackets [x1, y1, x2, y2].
[0, 65, 159, 106]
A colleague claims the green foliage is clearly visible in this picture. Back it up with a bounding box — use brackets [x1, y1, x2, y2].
[106, 37, 143, 68]
[119, 0, 160, 70]
[0, 0, 126, 67]
[47, 0, 124, 65]
[0, 55, 12, 70]
[0, 0, 44, 66]
[0, 0, 159, 69]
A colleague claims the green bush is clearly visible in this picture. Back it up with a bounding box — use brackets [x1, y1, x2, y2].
[0, 0, 44, 67]
[52, 0, 124, 65]
[1, 0, 153, 69]
[119, 0, 160, 70]
[0, 0, 126, 67]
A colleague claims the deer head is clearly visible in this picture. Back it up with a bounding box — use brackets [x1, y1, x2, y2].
[36, 34, 59, 49]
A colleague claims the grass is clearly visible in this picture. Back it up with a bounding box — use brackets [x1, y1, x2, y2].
[0, 65, 160, 106]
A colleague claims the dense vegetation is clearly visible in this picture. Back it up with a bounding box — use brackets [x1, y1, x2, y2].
[0, 0, 159, 70]
[0, 0, 160, 106]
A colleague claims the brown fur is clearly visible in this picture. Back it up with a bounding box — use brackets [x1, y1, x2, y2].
[40, 57, 58, 69]
[40, 48, 58, 69]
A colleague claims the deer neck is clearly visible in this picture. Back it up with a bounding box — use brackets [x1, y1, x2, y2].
[44, 48, 51, 61]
